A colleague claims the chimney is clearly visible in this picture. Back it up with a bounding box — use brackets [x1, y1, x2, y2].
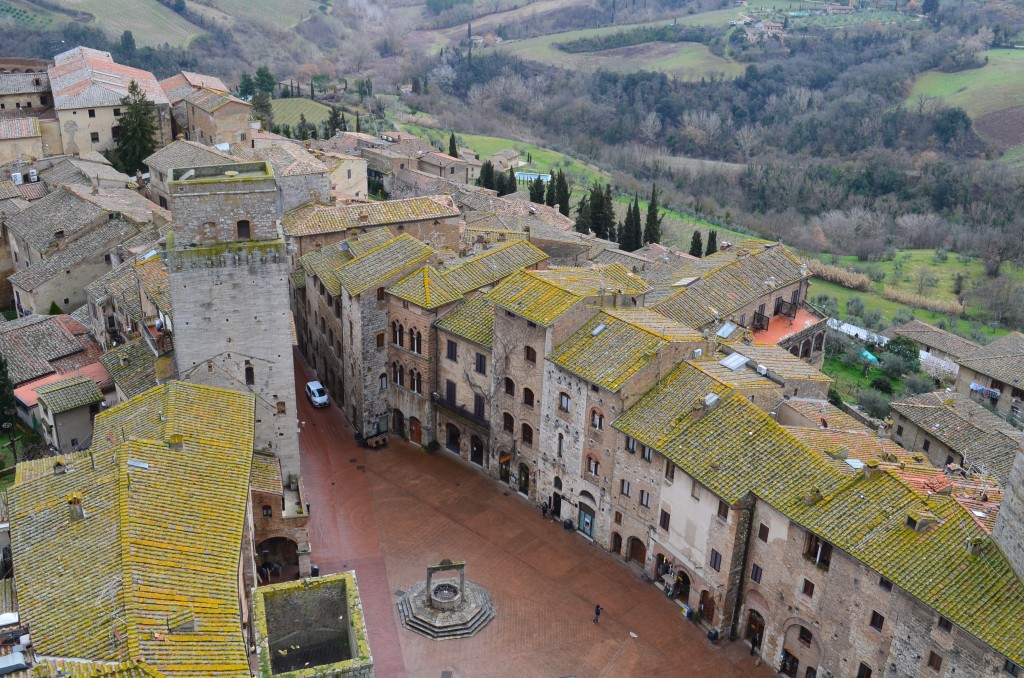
[358, 210, 369, 223]
[168, 434, 183, 451]
[802, 488, 823, 506]
[68, 493, 85, 522]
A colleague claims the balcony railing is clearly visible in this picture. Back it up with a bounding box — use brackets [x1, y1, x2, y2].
[431, 392, 490, 430]
[752, 311, 770, 331]
[777, 300, 798, 318]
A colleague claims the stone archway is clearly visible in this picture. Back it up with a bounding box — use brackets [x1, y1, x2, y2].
[256, 537, 299, 584]
[626, 536, 646, 564]
[612, 532, 623, 554]
[445, 423, 461, 453]
[551, 476, 563, 517]
[393, 409, 406, 437]
[781, 619, 822, 678]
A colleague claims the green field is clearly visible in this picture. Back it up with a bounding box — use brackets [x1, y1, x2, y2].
[0, 1, 56, 28]
[788, 9, 916, 29]
[51, 0, 202, 46]
[908, 50, 1024, 161]
[271, 98, 334, 128]
[203, 0, 319, 27]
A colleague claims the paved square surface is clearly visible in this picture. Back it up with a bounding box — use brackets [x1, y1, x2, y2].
[295, 352, 776, 678]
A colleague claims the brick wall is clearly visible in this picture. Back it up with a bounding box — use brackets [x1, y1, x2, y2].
[169, 166, 277, 243]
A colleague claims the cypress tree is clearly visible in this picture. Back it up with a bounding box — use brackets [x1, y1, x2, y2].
[545, 176, 556, 207]
[706, 230, 718, 256]
[620, 194, 643, 251]
[643, 184, 664, 245]
[494, 171, 508, 196]
[574, 196, 592, 234]
[689, 230, 704, 258]
[297, 113, 310, 140]
[355, 112, 361, 133]
[601, 184, 616, 242]
[115, 80, 157, 174]
[507, 166, 517, 193]
[588, 182, 606, 239]
[556, 170, 570, 216]
[448, 132, 459, 158]
[477, 160, 495, 189]
[529, 177, 545, 203]
[327, 107, 343, 136]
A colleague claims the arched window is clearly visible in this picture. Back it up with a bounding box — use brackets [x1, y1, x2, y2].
[262, 505, 272, 517]
[504, 377, 515, 396]
[525, 346, 537, 363]
[328, 328, 334, 345]
[398, 364, 405, 387]
[245, 362, 255, 386]
[591, 409, 604, 430]
[391, 321, 399, 344]
[586, 456, 600, 475]
[413, 330, 422, 354]
[320, 317, 326, 333]
[813, 331, 825, 351]
[408, 326, 416, 348]
[391, 362, 399, 384]
[503, 412, 514, 433]
[521, 423, 534, 446]
[397, 324, 405, 347]
[379, 373, 387, 390]
[523, 388, 535, 407]
[412, 371, 422, 394]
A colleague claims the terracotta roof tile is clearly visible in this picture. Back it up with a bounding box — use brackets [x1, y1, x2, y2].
[957, 331, 1024, 389]
[283, 196, 460, 237]
[49, 46, 168, 109]
[886, 319, 980, 361]
[35, 374, 103, 414]
[0, 117, 39, 140]
[99, 339, 159, 399]
[143, 140, 237, 175]
[435, 295, 494, 348]
[0, 314, 100, 385]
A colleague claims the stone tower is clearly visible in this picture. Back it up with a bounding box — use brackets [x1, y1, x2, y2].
[994, 449, 1024, 580]
[165, 161, 301, 479]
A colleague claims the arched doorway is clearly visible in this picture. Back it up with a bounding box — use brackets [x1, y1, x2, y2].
[499, 450, 511, 482]
[256, 537, 298, 584]
[781, 622, 821, 678]
[746, 609, 766, 651]
[552, 477, 563, 517]
[611, 532, 623, 554]
[393, 409, 405, 437]
[674, 571, 691, 603]
[471, 435, 484, 466]
[409, 417, 422, 444]
[627, 537, 646, 564]
[445, 423, 460, 453]
[517, 463, 530, 495]
[578, 491, 596, 538]
[699, 590, 716, 626]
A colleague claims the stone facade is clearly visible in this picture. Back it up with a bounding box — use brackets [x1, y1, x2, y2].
[277, 171, 331, 216]
[37, 401, 96, 453]
[435, 325, 492, 464]
[386, 295, 446, 446]
[995, 450, 1024, 582]
[186, 98, 251, 146]
[954, 364, 1024, 417]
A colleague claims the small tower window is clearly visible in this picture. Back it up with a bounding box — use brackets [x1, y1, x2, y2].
[245, 361, 255, 386]
[262, 505, 272, 517]
[236, 220, 251, 239]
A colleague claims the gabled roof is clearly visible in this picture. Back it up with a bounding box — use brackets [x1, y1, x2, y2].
[40, 156, 132, 189]
[548, 309, 699, 392]
[485, 270, 583, 327]
[723, 342, 832, 383]
[435, 295, 494, 349]
[891, 391, 1021, 483]
[240, 142, 327, 177]
[439, 240, 548, 296]
[181, 87, 249, 114]
[335, 234, 434, 296]
[159, 71, 228, 104]
[0, 314, 100, 385]
[531, 263, 648, 296]
[87, 261, 144, 324]
[49, 46, 168, 109]
[9, 382, 253, 677]
[387, 266, 462, 310]
[35, 374, 103, 414]
[0, 180, 19, 201]
[8, 220, 149, 292]
[99, 339, 159, 399]
[251, 452, 283, 495]
[886, 319, 980, 361]
[143, 140, 237, 175]
[135, 256, 170, 314]
[654, 242, 806, 328]
[956, 331, 1024, 389]
[283, 196, 460, 237]
[4, 186, 106, 252]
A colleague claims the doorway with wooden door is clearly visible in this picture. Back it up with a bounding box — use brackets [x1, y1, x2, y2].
[409, 417, 421, 445]
[699, 590, 716, 626]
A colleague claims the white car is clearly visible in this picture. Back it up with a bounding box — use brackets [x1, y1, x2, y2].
[305, 381, 329, 408]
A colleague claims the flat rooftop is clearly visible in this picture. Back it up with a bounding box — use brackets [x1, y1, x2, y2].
[753, 306, 823, 344]
[170, 161, 272, 183]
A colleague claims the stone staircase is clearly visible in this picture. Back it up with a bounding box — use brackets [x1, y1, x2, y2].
[396, 580, 496, 640]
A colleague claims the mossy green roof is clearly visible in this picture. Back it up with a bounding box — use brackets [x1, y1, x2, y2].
[435, 295, 494, 349]
[36, 375, 103, 414]
[614, 363, 1024, 666]
[387, 266, 463, 310]
[335, 234, 433, 296]
[548, 309, 698, 392]
[440, 240, 548, 295]
[486, 270, 582, 326]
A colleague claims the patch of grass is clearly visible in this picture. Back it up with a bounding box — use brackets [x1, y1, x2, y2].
[271, 98, 334, 128]
[823, 357, 899, 402]
[610, 194, 752, 249]
[50, 0, 202, 47]
[205, 0, 319, 26]
[907, 50, 1024, 118]
[999, 143, 1024, 165]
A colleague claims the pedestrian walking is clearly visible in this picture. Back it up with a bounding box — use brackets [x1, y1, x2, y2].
[541, 502, 549, 519]
[593, 604, 603, 624]
[750, 630, 762, 656]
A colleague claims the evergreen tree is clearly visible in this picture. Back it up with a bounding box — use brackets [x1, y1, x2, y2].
[120, 30, 136, 55]
[309, 78, 316, 101]
[689, 230, 704, 258]
[411, 77, 421, 95]
[643, 184, 664, 245]
[587, 182, 606, 239]
[620, 194, 643, 251]
[254, 66, 276, 95]
[280, 123, 292, 138]
[477, 160, 495, 189]
[601, 184, 616, 241]
[340, 112, 347, 132]
[355, 112, 361, 133]
[507, 167, 517, 194]
[544, 175, 556, 207]
[529, 177, 545, 203]
[555, 170, 570, 216]
[574, 196, 592, 234]
[0, 353, 16, 451]
[114, 80, 156, 174]
[705, 230, 718, 256]
[310, 124, 318, 140]
[297, 113, 310, 141]
[48, 301, 62, 315]
[448, 132, 459, 158]
[494, 171, 509, 196]
[239, 73, 255, 99]
[327, 106, 343, 136]
[251, 92, 274, 129]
